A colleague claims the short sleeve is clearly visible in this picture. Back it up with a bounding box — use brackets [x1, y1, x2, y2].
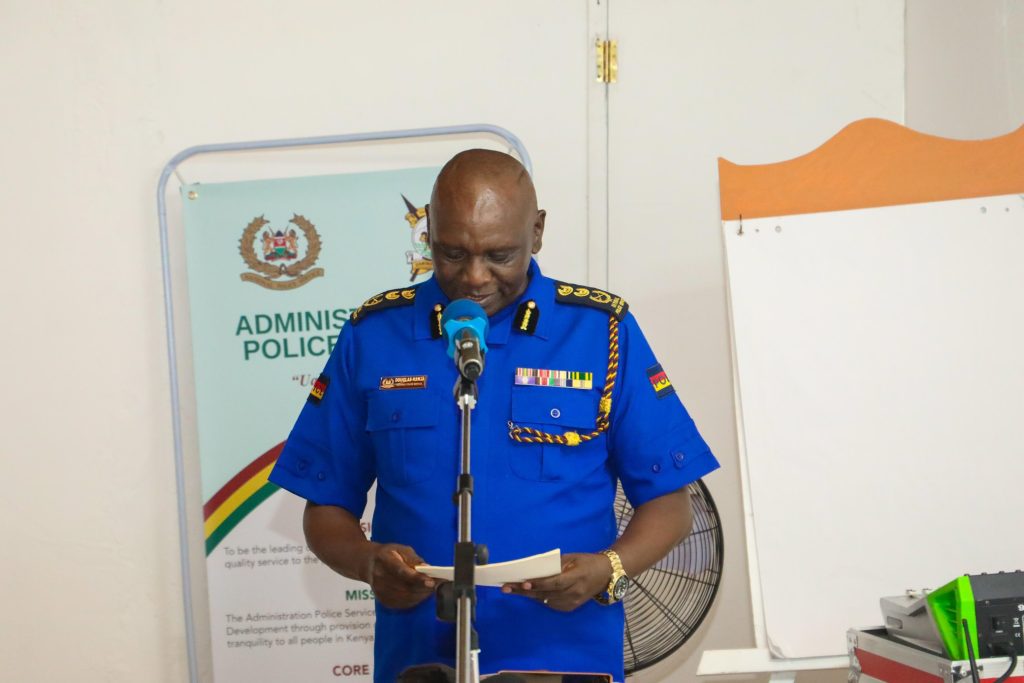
[268, 321, 375, 517]
[607, 313, 720, 507]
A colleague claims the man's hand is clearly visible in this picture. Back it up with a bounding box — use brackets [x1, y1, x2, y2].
[303, 503, 438, 610]
[496, 486, 696, 612]
[500, 552, 610, 612]
[365, 543, 437, 610]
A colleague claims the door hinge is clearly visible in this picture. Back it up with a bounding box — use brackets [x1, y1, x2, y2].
[595, 38, 618, 84]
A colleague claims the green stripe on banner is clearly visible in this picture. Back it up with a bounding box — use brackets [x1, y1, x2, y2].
[205, 482, 281, 555]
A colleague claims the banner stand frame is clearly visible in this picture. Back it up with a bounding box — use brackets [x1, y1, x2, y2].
[156, 124, 531, 683]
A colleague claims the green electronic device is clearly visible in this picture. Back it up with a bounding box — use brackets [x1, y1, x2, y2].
[881, 571, 1024, 660]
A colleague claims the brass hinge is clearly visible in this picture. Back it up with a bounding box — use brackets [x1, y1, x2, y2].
[595, 38, 618, 84]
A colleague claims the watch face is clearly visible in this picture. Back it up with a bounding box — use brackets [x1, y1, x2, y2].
[612, 576, 630, 601]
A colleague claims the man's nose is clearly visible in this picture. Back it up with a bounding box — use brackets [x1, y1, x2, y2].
[464, 258, 491, 290]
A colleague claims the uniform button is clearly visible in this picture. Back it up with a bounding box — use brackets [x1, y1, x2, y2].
[673, 451, 685, 469]
[297, 460, 308, 471]
[652, 464, 661, 473]
[316, 472, 326, 481]
[391, 411, 401, 423]
[550, 408, 561, 419]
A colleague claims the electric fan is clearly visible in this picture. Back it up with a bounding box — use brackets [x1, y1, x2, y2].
[616, 479, 724, 674]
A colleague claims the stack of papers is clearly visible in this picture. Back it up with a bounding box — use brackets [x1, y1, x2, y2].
[414, 549, 561, 587]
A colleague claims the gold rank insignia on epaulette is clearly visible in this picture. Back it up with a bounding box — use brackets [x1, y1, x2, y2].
[554, 282, 629, 321]
[430, 303, 444, 339]
[350, 287, 416, 325]
[513, 300, 539, 335]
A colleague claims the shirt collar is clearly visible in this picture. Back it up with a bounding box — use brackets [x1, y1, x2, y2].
[412, 258, 553, 343]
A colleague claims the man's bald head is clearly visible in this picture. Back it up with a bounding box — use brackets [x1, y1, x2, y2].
[427, 149, 545, 315]
[430, 149, 537, 214]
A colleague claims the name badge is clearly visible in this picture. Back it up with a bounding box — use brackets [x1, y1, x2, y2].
[379, 375, 428, 390]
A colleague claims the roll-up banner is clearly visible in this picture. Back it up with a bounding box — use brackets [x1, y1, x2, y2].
[181, 166, 440, 682]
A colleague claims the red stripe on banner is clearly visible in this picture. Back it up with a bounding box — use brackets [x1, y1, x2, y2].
[203, 442, 285, 519]
[855, 649, 944, 683]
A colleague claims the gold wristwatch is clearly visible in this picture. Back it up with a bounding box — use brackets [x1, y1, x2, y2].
[594, 549, 629, 605]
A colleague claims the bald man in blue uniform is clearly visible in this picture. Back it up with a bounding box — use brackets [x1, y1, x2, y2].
[269, 150, 719, 681]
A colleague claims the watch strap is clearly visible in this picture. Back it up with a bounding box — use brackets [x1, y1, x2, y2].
[602, 549, 625, 578]
[595, 549, 628, 605]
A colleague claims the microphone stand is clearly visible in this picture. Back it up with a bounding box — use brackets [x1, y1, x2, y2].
[436, 375, 487, 683]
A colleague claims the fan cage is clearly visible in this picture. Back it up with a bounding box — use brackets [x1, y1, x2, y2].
[617, 479, 724, 675]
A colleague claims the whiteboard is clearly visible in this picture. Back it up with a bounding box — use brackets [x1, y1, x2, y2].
[723, 193, 1024, 658]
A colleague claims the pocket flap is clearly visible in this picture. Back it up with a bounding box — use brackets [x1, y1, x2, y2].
[511, 386, 599, 429]
[366, 390, 440, 431]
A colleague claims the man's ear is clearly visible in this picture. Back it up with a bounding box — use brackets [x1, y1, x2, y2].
[531, 209, 546, 254]
[424, 203, 431, 241]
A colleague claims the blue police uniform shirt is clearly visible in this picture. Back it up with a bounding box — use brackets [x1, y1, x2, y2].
[270, 259, 719, 682]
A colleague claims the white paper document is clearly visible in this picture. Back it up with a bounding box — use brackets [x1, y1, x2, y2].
[414, 548, 561, 587]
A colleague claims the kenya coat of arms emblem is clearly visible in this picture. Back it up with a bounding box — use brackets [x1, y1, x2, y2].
[239, 214, 324, 290]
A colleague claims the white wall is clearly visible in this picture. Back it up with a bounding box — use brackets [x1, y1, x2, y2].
[906, 0, 1024, 138]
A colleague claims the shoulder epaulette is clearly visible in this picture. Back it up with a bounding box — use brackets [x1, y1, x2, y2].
[554, 282, 629, 321]
[350, 287, 417, 325]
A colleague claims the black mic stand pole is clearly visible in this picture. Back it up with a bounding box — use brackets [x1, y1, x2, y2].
[455, 377, 481, 683]
[436, 376, 487, 683]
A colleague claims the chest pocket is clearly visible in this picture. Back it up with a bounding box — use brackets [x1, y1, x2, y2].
[509, 386, 607, 482]
[367, 390, 440, 487]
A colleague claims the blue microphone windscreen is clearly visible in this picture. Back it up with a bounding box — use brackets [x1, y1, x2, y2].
[440, 299, 489, 360]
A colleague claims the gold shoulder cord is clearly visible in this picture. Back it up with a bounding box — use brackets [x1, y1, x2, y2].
[508, 315, 620, 447]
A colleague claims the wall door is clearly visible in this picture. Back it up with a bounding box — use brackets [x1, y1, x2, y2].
[601, 2, 905, 681]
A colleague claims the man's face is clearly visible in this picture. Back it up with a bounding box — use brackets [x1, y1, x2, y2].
[427, 184, 545, 316]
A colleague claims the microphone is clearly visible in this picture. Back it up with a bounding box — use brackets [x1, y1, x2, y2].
[440, 299, 490, 381]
